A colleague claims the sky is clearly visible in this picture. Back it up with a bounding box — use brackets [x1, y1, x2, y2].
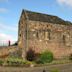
[0, 0, 72, 44]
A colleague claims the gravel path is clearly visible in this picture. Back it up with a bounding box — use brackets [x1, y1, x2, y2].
[0, 63, 72, 72]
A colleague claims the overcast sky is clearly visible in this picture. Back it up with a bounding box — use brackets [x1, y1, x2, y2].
[0, 0, 72, 43]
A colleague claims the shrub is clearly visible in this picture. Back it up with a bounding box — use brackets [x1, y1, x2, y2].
[0, 59, 4, 65]
[26, 48, 36, 61]
[12, 41, 18, 46]
[36, 51, 53, 64]
[6, 57, 25, 66]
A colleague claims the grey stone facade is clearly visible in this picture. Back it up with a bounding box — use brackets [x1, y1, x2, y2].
[18, 10, 72, 59]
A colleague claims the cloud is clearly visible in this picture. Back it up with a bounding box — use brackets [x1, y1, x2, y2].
[0, 23, 18, 32]
[0, 23, 18, 45]
[0, 8, 8, 13]
[0, 33, 16, 46]
[0, 33, 15, 41]
[57, 0, 72, 7]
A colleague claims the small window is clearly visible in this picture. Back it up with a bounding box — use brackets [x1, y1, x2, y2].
[63, 35, 66, 45]
[19, 34, 21, 37]
[19, 31, 21, 37]
[47, 25, 48, 27]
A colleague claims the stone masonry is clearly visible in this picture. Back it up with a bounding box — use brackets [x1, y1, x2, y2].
[18, 10, 72, 59]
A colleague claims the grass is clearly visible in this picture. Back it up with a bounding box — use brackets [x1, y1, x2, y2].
[0, 57, 72, 67]
[35, 59, 72, 67]
[50, 69, 60, 72]
[50, 59, 71, 65]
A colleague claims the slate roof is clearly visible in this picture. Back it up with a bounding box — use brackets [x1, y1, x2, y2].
[23, 10, 72, 25]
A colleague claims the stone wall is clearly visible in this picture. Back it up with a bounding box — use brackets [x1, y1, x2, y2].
[25, 20, 72, 59]
[0, 46, 18, 58]
[18, 11, 30, 59]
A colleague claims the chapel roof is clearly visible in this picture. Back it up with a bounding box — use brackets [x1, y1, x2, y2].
[22, 9, 72, 25]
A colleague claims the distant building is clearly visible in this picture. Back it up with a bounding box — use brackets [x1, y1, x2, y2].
[18, 10, 72, 59]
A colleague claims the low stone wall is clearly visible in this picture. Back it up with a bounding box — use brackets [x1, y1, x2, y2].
[0, 46, 18, 58]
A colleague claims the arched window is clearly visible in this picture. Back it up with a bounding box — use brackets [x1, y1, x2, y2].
[36, 31, 39, 39]
[62, 33, 70, 46]
[45, 29, 51, 40]
[38, 30, 44, 41]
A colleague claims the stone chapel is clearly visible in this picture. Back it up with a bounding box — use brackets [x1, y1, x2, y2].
[18, 10, 72, 59]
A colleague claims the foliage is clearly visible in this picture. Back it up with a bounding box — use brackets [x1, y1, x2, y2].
[36, 51, 53, 64]
[5, 57, 26, 66]
[4, 57, 36, 67]
[26, 48, 36, 61]
[0, 59, 4, 65]
[12, 41, 18, 46]
[50, 59, 71, 65]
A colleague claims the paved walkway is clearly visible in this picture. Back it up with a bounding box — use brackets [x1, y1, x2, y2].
[0, 63, 72, 72]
